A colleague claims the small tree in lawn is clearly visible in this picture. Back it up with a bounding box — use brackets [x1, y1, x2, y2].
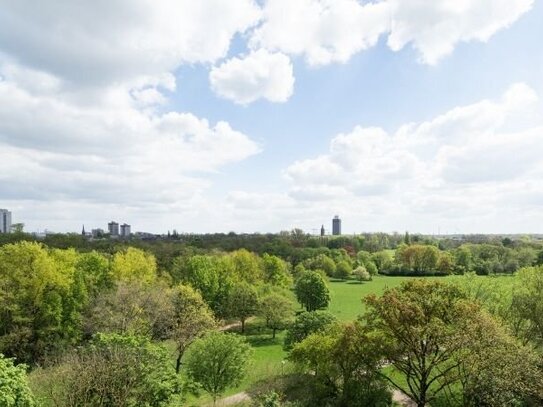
[185, 332, 252, 406]
[294, 271, 330, 312]
[334, 261, 352, 280]
[353, 266, 371, 282]
[259, 293, 294, 338]
[227, 282, 259, 333]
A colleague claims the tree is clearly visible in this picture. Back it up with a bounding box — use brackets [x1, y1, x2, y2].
[364, 280, 471, 407]
[262, 253, 292, 287]
[229, 249, 263, 283]
[294, 271, 330, 312]
[289, 323, 392, 407]
[227, 282, 259, 333]
[85, 281, 175, 340]
[307, 254, 336, 277]
[171, 284, 217, 373]
[259, 293, 294, 338]
[111, 248, 157, 284]
[353, 266, 371, 282]
[172, 255, 220, 308]
[334, 260, 352, 280]
[284, 311, 336, 350]
[0, 354, 35, 407]
[371, 250, 394, 273]
[185, 332, 252, 406]
[509, 265, 543, 347]
[0, 242, 86, 364]
[33, 334, 180, 407]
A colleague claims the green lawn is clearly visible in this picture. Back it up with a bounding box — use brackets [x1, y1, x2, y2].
[328, 275, 416, 321]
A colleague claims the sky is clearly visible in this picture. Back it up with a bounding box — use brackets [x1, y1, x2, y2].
[0, 0, 542, 235]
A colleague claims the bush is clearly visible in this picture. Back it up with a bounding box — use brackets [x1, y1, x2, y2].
[284, 311, 336, 350]
[0, 354, 35, 407]
[353, 266, 371, 281]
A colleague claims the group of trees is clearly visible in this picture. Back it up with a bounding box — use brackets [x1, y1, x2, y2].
[287, 278, 543, 407]
[2, 234, 543, 407]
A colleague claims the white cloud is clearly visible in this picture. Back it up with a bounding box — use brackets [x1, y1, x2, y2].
[250, 0, 391, 66]
[0, 0, 261, 88]
[250, 0, 533, 65]
[387, 0, 534, 64]
[280, 83, 543, 232]
[210, 49, 294, 104]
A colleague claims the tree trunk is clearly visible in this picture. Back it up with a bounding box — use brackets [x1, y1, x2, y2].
[241, 319, 245, 333]
[272, 328, 276, 339]
[175, 352, 182, 374]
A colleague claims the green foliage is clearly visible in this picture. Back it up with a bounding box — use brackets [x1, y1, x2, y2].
[185, 332, 252, 405]
[259, 293, 294, 338]
[171, 284, 217, 373]
[32, 334, 180, 407]
[364, 279, 542, 407]
[353, 266, 371, 281]
[294, 271, 330, 312]
[0, 242, 86, 364]
[111, 248, 157, 284]
[284, 311, 336, 350]
[85, 281, 174, 340]
[227, 282, 259, 333]
[510, 265, 543, 347]
[334, 260, 351, 280]
[0, 354, 35, 407]
[229, 249, 264, 283]
[262, 254, 292, 287]
[172, 255, 220, 306]
[289, 323, 392, 407]
[306, 254, 336, 277]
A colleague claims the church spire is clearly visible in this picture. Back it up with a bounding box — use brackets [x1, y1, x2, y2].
[82, 224, 86, 236]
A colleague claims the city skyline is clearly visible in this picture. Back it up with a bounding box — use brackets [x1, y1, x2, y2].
[1, 1, 542, 234]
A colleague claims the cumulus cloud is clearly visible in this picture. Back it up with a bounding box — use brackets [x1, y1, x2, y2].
[210, 49, 294, 104]
[0, 0, 261, 88]
[250, 0, 533, 65]
[282, 83, 543, 231]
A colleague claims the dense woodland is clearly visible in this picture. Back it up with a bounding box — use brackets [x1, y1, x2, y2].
[1, 231, 543, 406]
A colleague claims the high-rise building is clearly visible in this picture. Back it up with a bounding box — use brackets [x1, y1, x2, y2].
[332, 215, 341, 236]
[120, 223, 131, 238]
[0, 209, 12, 234]
[320, 224, 325, 237]
[108, 221, 119, 236]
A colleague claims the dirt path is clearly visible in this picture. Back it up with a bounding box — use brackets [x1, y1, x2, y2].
[392, 389, 417, 406]
[213, 389, 415, 406]
[213, 391, 250, 406]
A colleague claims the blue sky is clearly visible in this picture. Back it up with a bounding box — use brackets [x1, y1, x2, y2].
[0, 0, 542, 234]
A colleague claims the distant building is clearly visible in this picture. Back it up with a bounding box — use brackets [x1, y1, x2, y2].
[120, 223, 131, 238]
[0, 209, 12, 234]
[108, 221, 119, 236]
[320, 224, 325, 237]
[332, 215, 341, 236]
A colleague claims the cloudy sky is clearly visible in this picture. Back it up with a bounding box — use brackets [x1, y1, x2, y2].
[1, 0, 542, 234]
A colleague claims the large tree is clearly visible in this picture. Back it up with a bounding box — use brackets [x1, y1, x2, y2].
[294, 271, 330, 312]
[0, 242, 87, 364]
[365, 280, 472, 406]
[258, 293, 294, 338]
[227, 282, 259, 333]
[171, 284, 216, 373]
[364, 279, 542, 407]
[185, 332, 252, 406]
[289, 322, 392, 407]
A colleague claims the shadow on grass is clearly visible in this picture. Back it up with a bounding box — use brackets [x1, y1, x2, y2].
[245, 335, 281, 348]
